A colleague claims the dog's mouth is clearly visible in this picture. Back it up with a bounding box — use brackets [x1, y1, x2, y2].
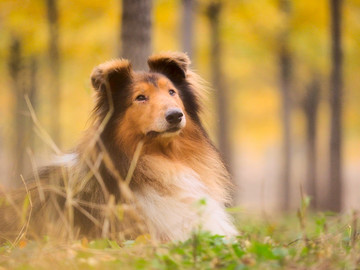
[146, 126, 181, 138]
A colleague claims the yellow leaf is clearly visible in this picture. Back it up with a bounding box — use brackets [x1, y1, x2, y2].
[18, 240, 27, 249]
[134, 234, 151, 245]
[81, 237, 89, 248]
[116, 205, 124, 221]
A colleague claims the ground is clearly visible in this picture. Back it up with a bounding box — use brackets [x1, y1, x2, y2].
[0, 209, 359, 269]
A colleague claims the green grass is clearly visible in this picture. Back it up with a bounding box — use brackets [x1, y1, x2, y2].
[1, 210, 359, 270]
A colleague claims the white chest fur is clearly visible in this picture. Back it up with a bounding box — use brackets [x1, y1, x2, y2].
[134, 167, 237, 242]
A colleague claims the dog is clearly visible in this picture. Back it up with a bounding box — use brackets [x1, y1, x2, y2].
[0, 52, 237, 242]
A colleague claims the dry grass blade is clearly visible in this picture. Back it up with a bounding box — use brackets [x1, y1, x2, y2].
[86, 79, 114, 151]
[125, 140, 144, 185]
[26, 148, 45, 202]
[24, 95, 62, 155]
[351, 210, 358, 247]
[83, 153, 110, 200]
[13, 175, 33, 246]
[101, 195, 115, 238]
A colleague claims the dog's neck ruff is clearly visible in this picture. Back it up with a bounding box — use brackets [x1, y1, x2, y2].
[134, 159, 237, 242]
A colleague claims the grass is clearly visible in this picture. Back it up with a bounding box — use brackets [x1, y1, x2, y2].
[1, 209, 359, 270]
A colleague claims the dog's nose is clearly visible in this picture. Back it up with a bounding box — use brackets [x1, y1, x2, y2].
[165, 109, 183, 124]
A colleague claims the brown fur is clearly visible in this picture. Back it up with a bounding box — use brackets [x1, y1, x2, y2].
[0, 52, 234, 243]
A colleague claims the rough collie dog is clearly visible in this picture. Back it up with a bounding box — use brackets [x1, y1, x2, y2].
[0, 52, 237, 242]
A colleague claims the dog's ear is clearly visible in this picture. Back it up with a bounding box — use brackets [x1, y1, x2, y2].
[147, 52, 190, 83]
[91, 59, 133, 92]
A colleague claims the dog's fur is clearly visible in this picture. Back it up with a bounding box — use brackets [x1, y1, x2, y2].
[0, 52, 236, 242]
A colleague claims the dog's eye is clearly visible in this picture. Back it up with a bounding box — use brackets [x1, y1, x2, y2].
[135, 95, 147, 101]
[169, 89, 176, 96]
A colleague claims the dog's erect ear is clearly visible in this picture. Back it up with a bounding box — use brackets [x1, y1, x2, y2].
[147, 52, 190, 83]
[91, 59, 133, 92]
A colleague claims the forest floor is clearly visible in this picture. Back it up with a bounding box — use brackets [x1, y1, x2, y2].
[0, 208, 359, 270]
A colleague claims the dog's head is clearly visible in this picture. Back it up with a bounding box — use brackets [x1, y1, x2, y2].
[91, 52, 200, 142]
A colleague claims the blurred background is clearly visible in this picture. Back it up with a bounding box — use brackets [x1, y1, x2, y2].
[0, 0, 359, 213]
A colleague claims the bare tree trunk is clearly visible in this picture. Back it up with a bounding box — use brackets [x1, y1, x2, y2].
[278, 0, 292, 212]
[181, 0, 195, 59]
[303, 77, 320, 209]
[121, 0, 152, 70]
[206, 1, 232, 172]
[46, 0, 61, 146]
[8, 40, 38, 183]
[328, 0, 343, 212]
[28, 56, 38, 150]
[8, 37, 28, 181]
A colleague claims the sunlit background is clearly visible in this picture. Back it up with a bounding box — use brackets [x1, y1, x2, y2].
[0, 0, 359, 213]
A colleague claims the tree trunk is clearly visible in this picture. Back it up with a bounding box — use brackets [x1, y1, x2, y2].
[206, 1, 232, 173]
[303, 77, 320, 209]
[8, 37, 27, 181]
[328, 0, 343, 212]
[46, 0, 61, 146]
[28, 56, 38, 150]
[8, 40, 38, 182]
[181, 0, 195, 59]
[121, 0, 152, 70]
[278, 0, 292, 212]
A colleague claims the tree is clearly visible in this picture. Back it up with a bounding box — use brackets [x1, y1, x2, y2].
[8, 38, 36, 181]
[278, 0, 293, 212]
[28, 56, 38, 150]
[302, 76, 320, 209]
[181, 0, 195, 59]
[206, 1, 232, 172]
[121, 0, 152, 70]
[46, 0, 61, 146]
[328, 0, 343, 212]
[9, 37, 25, 181]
